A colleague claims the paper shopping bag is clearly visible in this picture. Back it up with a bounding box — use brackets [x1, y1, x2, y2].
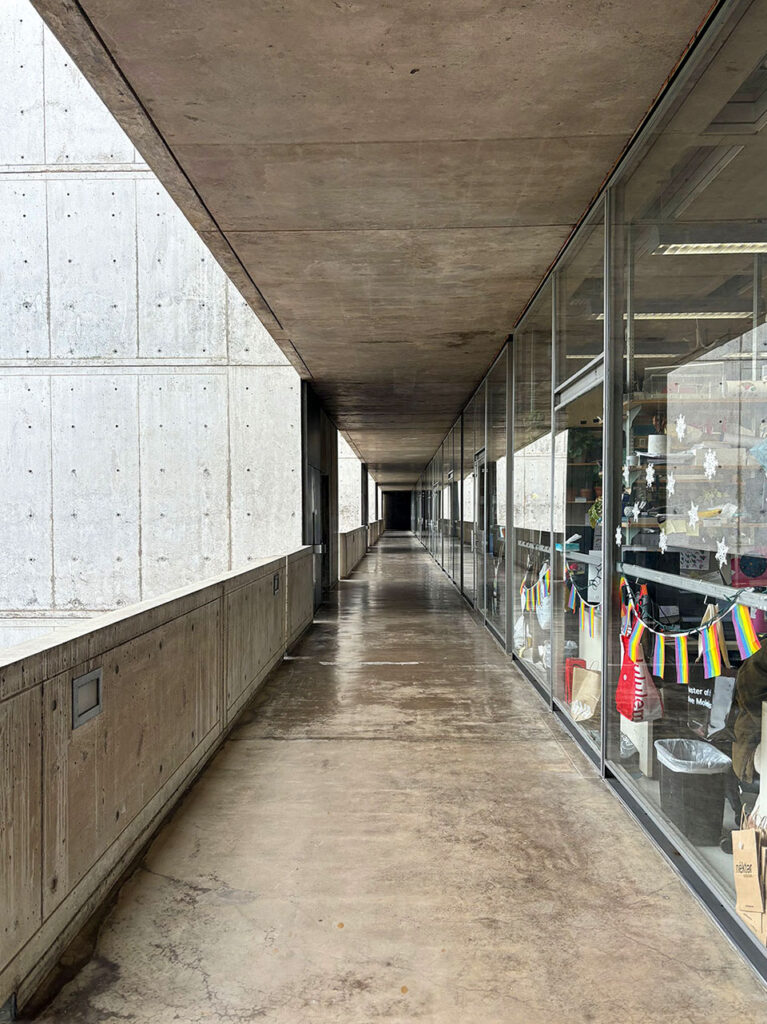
[571, 666, 601, 722]
[732, 829, 764, 913]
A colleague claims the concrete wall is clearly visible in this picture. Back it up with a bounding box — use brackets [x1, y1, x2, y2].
[338, 434, 362, 533]
[0, 545, 314, 1013]
[0, 0, 302, 651]
[339, 526, 368, 579]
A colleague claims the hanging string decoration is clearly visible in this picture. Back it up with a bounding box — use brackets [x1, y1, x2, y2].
[733, 603, 761, 659]
[674, 635, 689, 685]
[652, 633, 665, 679]
[520, 569, 551, 612]
[620, 576, 762, 683]
[700, 625, 722, 678]
[566, 569, 601, 638]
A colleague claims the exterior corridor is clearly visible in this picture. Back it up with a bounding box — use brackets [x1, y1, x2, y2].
[35, 534, 766, 1022]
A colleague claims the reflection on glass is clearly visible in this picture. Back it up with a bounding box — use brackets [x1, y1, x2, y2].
[462, 387, 485, 605]
[486, 352, 507, 639]
[556, 209, 604, 386]
[513, 284, 553, 686]
[552, 383, 604, 752]
[607, 2, 767, 918]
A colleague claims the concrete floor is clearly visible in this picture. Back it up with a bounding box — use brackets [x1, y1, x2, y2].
[35, 533, 767, 1022]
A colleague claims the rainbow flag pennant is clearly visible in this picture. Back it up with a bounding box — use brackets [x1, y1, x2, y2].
[579, 599, 586, 632]
[674, 634, 689, 685]
[652, 633, 665, 679]
[589, 605, 596, 637]
[627, 619, 645, 661]
[732, 603, 761, 659]
[568, 584, 577, 611]
[700, 624, 722, 679]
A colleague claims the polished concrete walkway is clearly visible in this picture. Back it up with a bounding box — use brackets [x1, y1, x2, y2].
[37, 533, 766, 1022]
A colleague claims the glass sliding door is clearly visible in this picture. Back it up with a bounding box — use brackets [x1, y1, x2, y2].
[512, 284, 553, 688]
[486, 350, 508, 640]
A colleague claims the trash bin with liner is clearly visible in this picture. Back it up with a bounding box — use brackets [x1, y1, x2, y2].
[654, 739, 732, 846]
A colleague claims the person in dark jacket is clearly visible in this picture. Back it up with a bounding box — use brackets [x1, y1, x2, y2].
[732, 642, 766, 786]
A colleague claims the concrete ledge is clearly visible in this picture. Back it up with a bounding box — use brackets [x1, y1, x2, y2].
[339, 526, 368, 579]
[0, 549, 315, 1010]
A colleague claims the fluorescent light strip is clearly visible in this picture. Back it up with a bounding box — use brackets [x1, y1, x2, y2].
[657, 242, 767, 254]
[596, 311, 752, 321]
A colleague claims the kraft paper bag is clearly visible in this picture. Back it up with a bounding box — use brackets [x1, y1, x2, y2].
[737, 909, 767, 944]
[733, 830, 764, 913]
[571, 666, 601, 723]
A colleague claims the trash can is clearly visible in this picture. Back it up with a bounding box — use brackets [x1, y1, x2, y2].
[654, 739, 732, 846]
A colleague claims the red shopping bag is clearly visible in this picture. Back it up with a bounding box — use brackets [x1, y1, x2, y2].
[616, 633, 664, 723]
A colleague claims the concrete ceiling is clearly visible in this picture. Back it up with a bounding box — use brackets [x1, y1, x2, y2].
[32, 0, 715, 486]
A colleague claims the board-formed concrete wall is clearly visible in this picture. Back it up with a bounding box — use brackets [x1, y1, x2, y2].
[0, 0, 302, 650]
[0, 544, 314, 1013]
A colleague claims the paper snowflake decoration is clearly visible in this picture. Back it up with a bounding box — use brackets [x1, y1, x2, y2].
[688, 501, 699, 529]
[659, 531, 668, 555]
[667, 471, 676, 496]
[703, 448, 718, 480]
[615, 525, 623, 546]
[645, 463, 656, 487]
[716, 536, 729, 569]
[631, 502, 642, 523]
[622, 464, 630, 488]
[675, 414, 687, 442]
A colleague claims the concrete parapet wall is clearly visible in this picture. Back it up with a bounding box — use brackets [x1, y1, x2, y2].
[367, 519, 383, 548]
[339, 527, 368, 579]
[0, 546, 313, 1010]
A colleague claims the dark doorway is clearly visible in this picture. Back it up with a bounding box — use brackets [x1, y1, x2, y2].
[383, 491, 411, 531]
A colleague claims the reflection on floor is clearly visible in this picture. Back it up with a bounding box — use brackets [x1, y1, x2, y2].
[35, 533, 766, 1022]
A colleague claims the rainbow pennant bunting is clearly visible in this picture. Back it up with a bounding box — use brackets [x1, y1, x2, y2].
[699, 624, 722, 679]
[627, 619, 645, 661]
[568, 584, 577, 611]
[589, 605, 596, 638]
[674, 635, 689, 685]
[652, 633, 665, 679]
[732, 604, 761, 659]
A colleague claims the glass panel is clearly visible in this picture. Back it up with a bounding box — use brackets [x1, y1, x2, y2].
[486, 350, 508, 639]
[513, 283, 553, 688]
[552, 381, 604, 752]
[447, 423, 461, 582]
[462, 387, 486, 603]
[556, 206, 604, 386]
[607, 0, 767, 914]
[436, 445, 444, 567]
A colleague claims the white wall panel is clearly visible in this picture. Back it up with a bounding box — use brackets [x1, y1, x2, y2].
[43, 27, 136, 164]
[0, 181, 48, 357]
[51, 376, 140, 609]
[137, 183, 226, 359]
[226, 280, 288, 365]
[230, 366, 301, 566]
[0, 0, 44, 164]
[139, 374, 229, 597]
[48, 179, 138, 358]
[0, 378, 52, 608]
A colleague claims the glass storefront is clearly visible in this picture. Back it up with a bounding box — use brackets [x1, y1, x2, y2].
[552, 381, 604, 753]
[486, 352, 507, 640]
[415, 0, 767, 974]
[512, 287, 553, 686]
